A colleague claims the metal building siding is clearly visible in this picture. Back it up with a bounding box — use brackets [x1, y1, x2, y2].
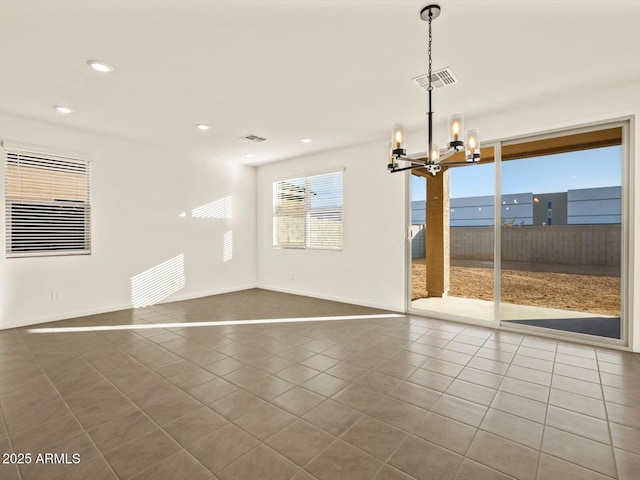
[568, 186, 621, 224]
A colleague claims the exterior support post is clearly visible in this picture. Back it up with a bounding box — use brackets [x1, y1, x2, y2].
[425, 168, 450, 297]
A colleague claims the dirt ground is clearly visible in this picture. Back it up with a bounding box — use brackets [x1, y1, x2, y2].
[411, 262, 620, 316]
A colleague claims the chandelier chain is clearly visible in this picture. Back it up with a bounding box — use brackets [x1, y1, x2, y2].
[428, 11, 433, 92]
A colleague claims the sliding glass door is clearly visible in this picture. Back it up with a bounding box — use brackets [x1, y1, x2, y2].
[408, 123, 627, 344]
[499, 127, 624, 341]
[409, 146, 497, 324]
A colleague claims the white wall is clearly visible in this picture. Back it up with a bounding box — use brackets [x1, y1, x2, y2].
[257, 81, 640, 350]
[256, 141, 406, 312]
[0, 112, 256, 329]
[4, 78, 638, 352]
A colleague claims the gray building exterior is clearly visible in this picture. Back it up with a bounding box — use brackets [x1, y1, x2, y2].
[533, 192, 567, 226]
[568, 186, 621, 224]
[412, 186, 621, 227]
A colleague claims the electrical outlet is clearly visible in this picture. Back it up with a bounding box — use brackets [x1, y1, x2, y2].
[371, 283, 376, 290]
[51, 290, 61, 301]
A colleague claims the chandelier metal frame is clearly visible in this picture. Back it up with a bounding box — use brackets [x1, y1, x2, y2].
[387, 4, 480, 176]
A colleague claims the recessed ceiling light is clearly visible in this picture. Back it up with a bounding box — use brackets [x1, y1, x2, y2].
[53, 105, 73, 114]
[301, 138, 312, 143]
[196, 123, 210, 131]
[87, 60, 114, 73]
[244, 153, 254, 158]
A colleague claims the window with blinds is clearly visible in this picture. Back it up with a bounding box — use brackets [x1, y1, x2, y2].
[4, 145, 91, 257]
[273, 170, 343, 250]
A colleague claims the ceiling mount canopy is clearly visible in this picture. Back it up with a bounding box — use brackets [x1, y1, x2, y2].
[420, 3, 441, 21]
[388, 4, 480, 176]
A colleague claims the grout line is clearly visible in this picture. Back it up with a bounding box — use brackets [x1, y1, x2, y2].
[143, 311, 383, 479]
[532, 340, 557, 480]
[251, 329, 415, 477]
[599, 355, 621, 480]
[447, 328, 523, 480]
[14, 331, 121, 480]
[490, 335, 621, 479]
[8, 303, 638, 480]
[29, 326, 218, 480]
[283, 324, 490, 479]
[527, 341, 619, 479]
[212, 370, 358, 476]
[90, 342, 252, 478]
[0, 329, 24, 480]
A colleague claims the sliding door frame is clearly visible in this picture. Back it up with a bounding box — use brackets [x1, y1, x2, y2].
[406, 142, 501, 330]
[406, 118, 632, 350]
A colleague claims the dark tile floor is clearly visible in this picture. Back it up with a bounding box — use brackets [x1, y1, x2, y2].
[0, 289, 639, 480]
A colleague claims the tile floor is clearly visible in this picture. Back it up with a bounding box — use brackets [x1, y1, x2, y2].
[0, 289, 639, 480]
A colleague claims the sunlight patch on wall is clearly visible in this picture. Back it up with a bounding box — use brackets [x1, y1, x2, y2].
[192, 196, 232, 219]
[223, 231, 233, 262]
[131, 254, 185, 308]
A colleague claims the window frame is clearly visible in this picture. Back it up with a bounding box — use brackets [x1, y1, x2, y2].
[272, 169, 344, 251]
[3, 142, 92, 258]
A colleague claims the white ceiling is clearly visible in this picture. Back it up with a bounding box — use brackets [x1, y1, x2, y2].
[1, 0, 639, 166]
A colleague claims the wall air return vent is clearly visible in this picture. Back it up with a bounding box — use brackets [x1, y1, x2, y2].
[240, 134, 267, 143]
[412, 67, 458, 91]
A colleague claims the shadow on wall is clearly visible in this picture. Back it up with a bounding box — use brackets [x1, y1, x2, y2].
[131, 254, 185, 308]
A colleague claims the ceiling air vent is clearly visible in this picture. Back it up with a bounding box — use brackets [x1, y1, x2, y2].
[412, 67, 458, 92]
[240, 134, 267, 143]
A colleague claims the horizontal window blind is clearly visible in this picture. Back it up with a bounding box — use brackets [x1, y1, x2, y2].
[5, 147, 91, 257]
[274, 170, 343, 250]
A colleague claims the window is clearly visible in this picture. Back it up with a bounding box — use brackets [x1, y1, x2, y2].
[4, 144, 91, 257]
[273, 170, 343, 250]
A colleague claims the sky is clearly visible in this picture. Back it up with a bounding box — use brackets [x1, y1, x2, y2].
[411, 145, 622, 201]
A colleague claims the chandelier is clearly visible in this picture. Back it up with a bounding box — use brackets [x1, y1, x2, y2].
[388, 4, 480, 176]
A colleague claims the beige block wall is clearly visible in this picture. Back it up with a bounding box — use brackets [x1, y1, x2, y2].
[450, 225, 621, 266]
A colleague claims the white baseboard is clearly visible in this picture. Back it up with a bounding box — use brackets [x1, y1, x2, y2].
[2, 303, 132, 331]
[256, 283, 404, 313]
[3, 284, 402, 330]
[1, 284, 258, 330]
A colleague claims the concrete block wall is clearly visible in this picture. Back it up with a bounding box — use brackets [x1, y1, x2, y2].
[449, 225, 621, 266]
[411, 225, 425, 258]
[449, 227, 494, 261]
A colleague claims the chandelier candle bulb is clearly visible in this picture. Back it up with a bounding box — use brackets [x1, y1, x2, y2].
[465, 129, 481, 162]
[430, 144, 439, 162]
[391, 124, 407, 157]
[393, 124, 406, 149]
[448, 113, 464, 149]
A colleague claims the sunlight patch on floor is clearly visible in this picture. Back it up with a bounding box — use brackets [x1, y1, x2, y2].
[27, 313, 405, 333]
